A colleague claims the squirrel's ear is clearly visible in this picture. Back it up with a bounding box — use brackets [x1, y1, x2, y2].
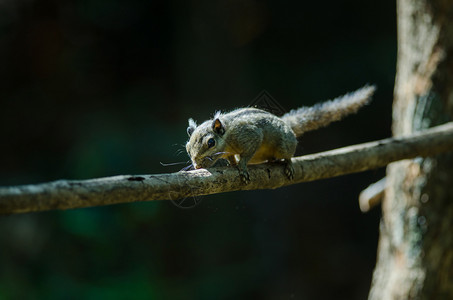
[212, 118, 225, 135]
[187, 118, 197, 137]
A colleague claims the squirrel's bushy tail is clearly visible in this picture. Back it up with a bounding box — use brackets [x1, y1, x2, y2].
[281, 85, 376, 137]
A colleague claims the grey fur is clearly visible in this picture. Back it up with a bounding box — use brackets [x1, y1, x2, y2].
[282, 85, 376, 136]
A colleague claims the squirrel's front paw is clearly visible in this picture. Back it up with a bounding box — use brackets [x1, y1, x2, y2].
[238, 168, 251, 184]
[284, 160, 294, 180]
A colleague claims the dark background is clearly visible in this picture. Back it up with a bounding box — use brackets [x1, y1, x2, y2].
[0, 0, 396, 299]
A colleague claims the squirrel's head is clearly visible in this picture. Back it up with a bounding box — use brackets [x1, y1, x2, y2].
[185, 112, 227, 169]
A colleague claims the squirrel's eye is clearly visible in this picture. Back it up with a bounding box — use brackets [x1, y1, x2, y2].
[207, 138, 215, 148]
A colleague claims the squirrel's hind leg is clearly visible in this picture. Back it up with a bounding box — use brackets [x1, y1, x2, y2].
[268, 157, 294, 180]
[272, 140, 296, 181]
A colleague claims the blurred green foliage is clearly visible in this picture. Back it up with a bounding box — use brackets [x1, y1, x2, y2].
[0, 0, 395, 299]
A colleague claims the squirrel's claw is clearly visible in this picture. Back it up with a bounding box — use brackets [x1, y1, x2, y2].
[238, 168, 251, 184]
[284, 160, 294, 180]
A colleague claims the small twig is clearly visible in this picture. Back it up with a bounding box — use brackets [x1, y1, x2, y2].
[359, 177, 387, 212]
[1, 122, 453, 215]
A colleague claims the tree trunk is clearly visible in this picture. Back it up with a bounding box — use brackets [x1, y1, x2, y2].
[369, 0, 453, 299]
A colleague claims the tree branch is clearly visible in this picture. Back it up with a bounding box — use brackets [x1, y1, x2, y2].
[1, 122, 453, 215]
[359, 177, 386, 212]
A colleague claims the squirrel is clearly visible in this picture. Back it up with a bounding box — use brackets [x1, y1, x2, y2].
[185, 85, 376, 184]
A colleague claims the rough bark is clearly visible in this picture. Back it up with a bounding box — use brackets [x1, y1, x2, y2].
[1, 123, 452, 215]
[369, 0, 453, 299]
